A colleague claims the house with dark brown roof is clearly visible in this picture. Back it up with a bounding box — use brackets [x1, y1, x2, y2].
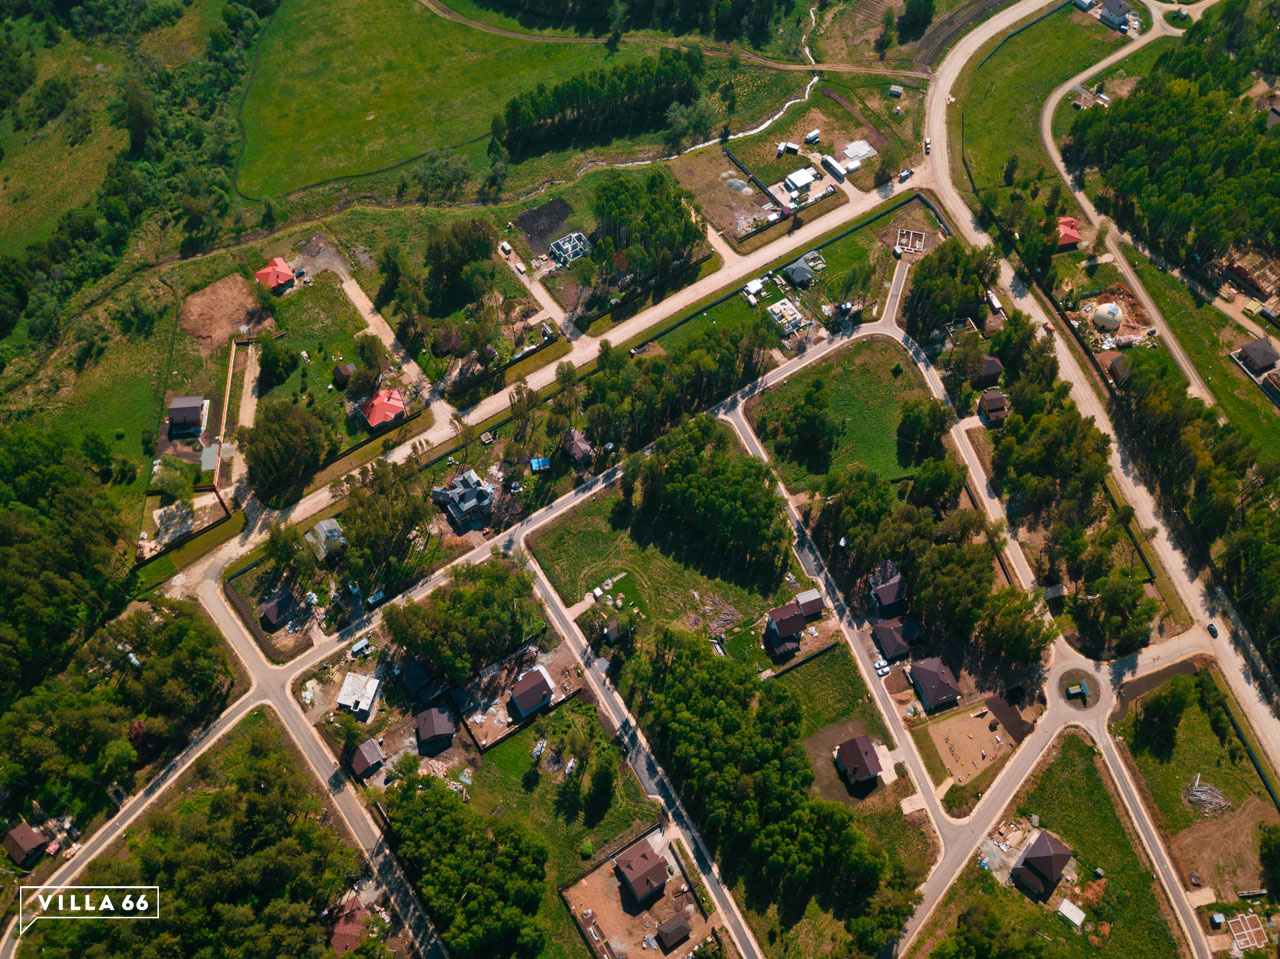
[329, 894, 368, 955]
[835, 735, 882, 785]
[911, 656, 962, 711]
[1012, 831, 1072, 900]
[795, 588, 824, 618]
[1240, 337, 1280, 376]
[870, 560, 907, 617]
[976, 354, 1004, 388]
[350, 739, 385, 778]
[765, 602, 806, 657]
[3, 824, 45, 867]
[510, 665, 554, 719]
[977, 390, 1010, 427]
[562, 428, 595, 466]
[415, 706, 456, 751]
[656, 912, 692, 951]
[258, 590, 296, 632]
[167, 396, 206, 436]
[615, 842, 668, 903]
[333, 362, 357, 388]
[871, 616, 923, 661]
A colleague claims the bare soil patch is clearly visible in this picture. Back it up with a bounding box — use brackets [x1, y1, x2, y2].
[516, 197, 573, 254]
[1170, 794, 1279, 896]
[180, 274, 273, 356]
[804, 717, 872, 803]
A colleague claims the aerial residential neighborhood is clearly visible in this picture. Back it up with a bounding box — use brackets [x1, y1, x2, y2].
[3, 0, 1280, 957]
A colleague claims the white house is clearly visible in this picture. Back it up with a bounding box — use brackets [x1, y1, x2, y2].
[337, 672, 381, 717]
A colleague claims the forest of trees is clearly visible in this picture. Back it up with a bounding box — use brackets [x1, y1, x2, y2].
[494, 48, 705, 159]
[382, 560, 545, 684]
[629, 414, 790, 576]
[755, 378, 839, 473]
[625, 630, 919, 955]
[0, 0, 277, 344]
[902, 239, 998, 340]
[242, 401, 335, 501]
[20, 712, 368, 959]
[1065, 0, 1280, 265]
[0, 600, 233, 825]
[387, 772, 549, 959]
[574, 314, 776, 450]
[466, 0, 793, 45]
[589, 169, 705, 284]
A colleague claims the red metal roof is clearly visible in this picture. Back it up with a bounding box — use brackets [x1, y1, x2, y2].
[254, 257, 294, 289]
[359, 389, 406, 428]
[1057, 216, 1082, 247]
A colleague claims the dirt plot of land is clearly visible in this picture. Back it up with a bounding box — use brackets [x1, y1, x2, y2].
[458, 640, 583, 750]
[516, 197, 573, 254]
[669, 149, 771, 240]
[564, 829, 716, 959]
[180, 274, 273, 356]
[1171, 794, 1280, 896]
[926, 706, 1015, 786]
[1110, 657, 1206, 723]
[805, 718, 882, 802]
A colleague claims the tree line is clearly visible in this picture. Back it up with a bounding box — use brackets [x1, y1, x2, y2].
[0, 600, 233, 828]
[589, 169, 705, 285]
[20, 711, 371, 959]
[1065, 0, 1280, 267]
[466, 0, 790, 46]
[383, 560, 546, 686]
[902, 238, 999, 341]
[494, 48, 705, 160]
[624, 414, 791, 578]
[624, 630, 919, 955]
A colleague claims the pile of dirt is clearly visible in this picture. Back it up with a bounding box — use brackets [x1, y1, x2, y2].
[516, 197, 573, 254]
[180, 274, 273, 356]
[700, 594, 740, 634]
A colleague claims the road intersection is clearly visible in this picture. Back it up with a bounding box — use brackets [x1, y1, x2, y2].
[4, 3, 1277, 958]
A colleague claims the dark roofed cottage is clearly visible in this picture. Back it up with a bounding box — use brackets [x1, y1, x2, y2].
[911, 656, 961, 711]
[3, 824, 45, 866]
[765, 602, 806, 657]
[615, 842, 668, 903]
[835, 735, 882, 784]
[656, 912, 692, 951]
[1012, 831, 1072, 899]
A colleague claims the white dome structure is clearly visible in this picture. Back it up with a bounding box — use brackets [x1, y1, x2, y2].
[1093, 302, 1123, 331]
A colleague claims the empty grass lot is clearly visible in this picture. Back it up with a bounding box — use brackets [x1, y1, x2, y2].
[458, 700, 660, 959]
[909, 732, 1184, 959]
[775, 644, 891, 744]
[529, 491, 802, 666]
[238, 0, 650, 196]
[1050, 35, 1177, 139]
[1123, 250, 1280, 463]
[951, 5, 1126, 210]
[748, 337, 931, 490]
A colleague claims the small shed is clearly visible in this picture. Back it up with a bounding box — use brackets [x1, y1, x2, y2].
[333, 362, 357, 387]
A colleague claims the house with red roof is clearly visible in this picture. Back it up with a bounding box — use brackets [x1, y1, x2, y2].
[358, 388, 406, 430]
[254, 257, 295, 293]
[328, 894, 368, 955]
[1056, 217, 1082, 251]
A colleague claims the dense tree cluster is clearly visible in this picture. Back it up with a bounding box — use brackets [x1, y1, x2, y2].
[242, 401, 334, 500]
[382, 560, 545, 685]
[0, 424, 126, 704]
[813, 463, 1042, 657]
[331, 460, 434, 592]
[0, 0, 276, 344]
[633, 414, 790, 576]
[578, 316, 776, 450]
[387, 773, 549, 959]
[626, 631, 918, 954]
[21, 713, 363, 959]
[755, 378, 838, 473]
[902, 239, 998, 340]
[589, 169, 704, 283]
[466, 0, 791, 45]
[1065, 0, 1280, 265]
[0, 601, 232, 829]
[494, 48, 704, 159]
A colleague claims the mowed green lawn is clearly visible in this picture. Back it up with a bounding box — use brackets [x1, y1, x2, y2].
[459, 700, 659, 959]
[953, 6, 1126, 201]
[1123, 250, 1280, 463]
[775, 644, 889, 743]
[530, 491, 801, 664]
[238, 0, 648, 196]
[749, 337, 931, 489]
[909, 733, 1184, 959]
